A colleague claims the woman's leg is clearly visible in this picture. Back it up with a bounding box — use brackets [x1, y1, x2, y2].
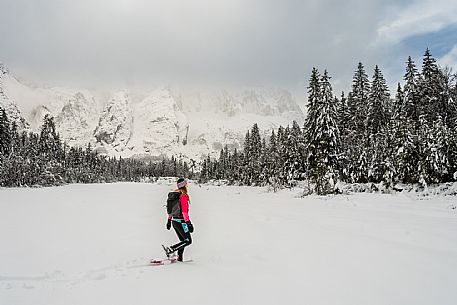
[171, 221, 192, 260]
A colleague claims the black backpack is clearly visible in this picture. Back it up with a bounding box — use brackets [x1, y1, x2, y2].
[167, 191, 182, 218]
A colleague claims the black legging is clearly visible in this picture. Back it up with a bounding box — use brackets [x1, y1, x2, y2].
[171, 220, 192, 259]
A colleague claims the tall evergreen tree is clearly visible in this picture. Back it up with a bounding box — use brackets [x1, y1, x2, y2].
[0, 108, 11, 156]
[250, 124, 262, 184]
[366, 66, 390, 182]
[403, 56, 420, 126]
[39, 115, 61, 161]
[348, 62, 371, 134]
[304, 68, 321, 147]
[418, 115, 449, 184]
[366, 65, 390, 136]
[418, 48, 445, 123]
[266, 129, 280, 186]
[416, 49, 450, 183]
[345, 63, 371, 183]
[306, 70, 341, 194]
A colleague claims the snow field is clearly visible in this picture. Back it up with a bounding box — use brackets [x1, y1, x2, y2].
[0, 183, 456, 305]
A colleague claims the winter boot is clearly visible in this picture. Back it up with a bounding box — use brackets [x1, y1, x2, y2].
[162, 245, 174, 258]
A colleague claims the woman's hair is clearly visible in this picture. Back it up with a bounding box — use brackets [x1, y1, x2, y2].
[176, 177, 190, 203]
[178, 185, 188, 194]
[176, 177, 189, 198]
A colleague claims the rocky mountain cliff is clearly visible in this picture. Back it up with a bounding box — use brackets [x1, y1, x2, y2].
[0, 64, 304, 161]
[0, 64, 29, 130]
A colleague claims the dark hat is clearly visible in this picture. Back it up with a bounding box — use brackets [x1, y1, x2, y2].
[177, 178, 187, 188]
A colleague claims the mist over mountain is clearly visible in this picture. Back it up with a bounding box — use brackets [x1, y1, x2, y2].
[0, 63, 304, 161]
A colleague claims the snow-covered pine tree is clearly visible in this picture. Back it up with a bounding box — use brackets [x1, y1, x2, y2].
[266, 129, 281, 189]
[437, 66, 457, 180]
[249, 123, 262, 185]
[336, 91, 352, 182]
[391, 83, 416, 183]
[288, 120, 304, 182]
[219, 145, 230, 181]
[348, 62, 371, 134]
[10, 121, 20, 156]
[242, 130, 252, 185]
[227, 148, 240, 184]
[304, 68, 321, 185]
[306, 70, 341, 194]
[281, 125, 292, 185]
[366, 65, 390, 183]
[275, 125, 286, 185]
[337, 91, 349, 138]
[232, 148, 242, 183]
[417, 49, 451, 183]
[392, 83, 404, 120]
[6, 122, 23, 186]
[304, 68, 320, 147]
[397, 57, 423, 183]
[403, 56, 420, 127]
[200, 155, 212, 183]
[418, 115, 449, 184]
[366, 65, 389, 136]
[345, 63, 371, 183]
[39, 115, 62, 161]
[0, 108, 11, 186]
[0, 108, 11, 157]
[419, 48, 445, 124]
[260, 137, 268, 185]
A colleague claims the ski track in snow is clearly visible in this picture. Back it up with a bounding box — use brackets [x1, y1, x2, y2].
[0, 183, 457, 305]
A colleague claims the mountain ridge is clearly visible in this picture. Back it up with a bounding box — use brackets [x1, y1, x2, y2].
[0, 64, 304, 161]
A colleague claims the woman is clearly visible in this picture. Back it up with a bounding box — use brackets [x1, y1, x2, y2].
[164, 177, 194, 262]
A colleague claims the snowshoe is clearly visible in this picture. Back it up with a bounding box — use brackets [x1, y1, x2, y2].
[162, 244, 174, 258]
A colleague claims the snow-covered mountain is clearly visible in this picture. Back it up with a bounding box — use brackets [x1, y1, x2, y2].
[0, 63, 305, 160]
[94, 91, 133, 152]
[1, 63, 99, 146]
[130, 88, 189, 156]
[54, 91, 99, 147]
[0, 64, 29, 130]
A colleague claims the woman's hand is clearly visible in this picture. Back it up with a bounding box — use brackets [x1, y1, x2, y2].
[186, 221, 194, 233]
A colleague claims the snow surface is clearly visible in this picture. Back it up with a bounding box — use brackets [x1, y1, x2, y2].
[1, 183, 456, 305]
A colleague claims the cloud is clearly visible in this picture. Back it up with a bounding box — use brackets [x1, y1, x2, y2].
[0, 0, 455, 97]
[375, 0, 457, 45]
[439, 44, 457, 68]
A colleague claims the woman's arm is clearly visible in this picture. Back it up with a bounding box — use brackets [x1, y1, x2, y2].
[180, 194, 190, 222]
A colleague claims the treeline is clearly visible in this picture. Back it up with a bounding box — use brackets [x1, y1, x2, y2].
[0, 113, 193, 187]
[200, 49, 457, 194]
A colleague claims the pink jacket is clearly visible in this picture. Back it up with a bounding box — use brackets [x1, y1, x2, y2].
[168, 192, 190, 222]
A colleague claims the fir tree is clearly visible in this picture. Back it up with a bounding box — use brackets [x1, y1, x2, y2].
[366, 65, 390, 182]
[249, 123, 262, 185]
[266, 129, 280, 187]
[39, 115, 61, 161]
[403, 56, 420, 126]
[306, 70, 341, 194]
[419, 48, 445, 124]
[344, 63, 371, 183]
[287, 120, 304, 182]
[304, 68, 321, 148]
[0, 108, 12, 157]
[348, 62, 371, 134]
[366, 65, 390, 136]
[418, 115, 449, 184]
[391, 83, 417, 183]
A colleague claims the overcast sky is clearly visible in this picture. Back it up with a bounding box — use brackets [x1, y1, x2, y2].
[1, 0, 457, 96]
